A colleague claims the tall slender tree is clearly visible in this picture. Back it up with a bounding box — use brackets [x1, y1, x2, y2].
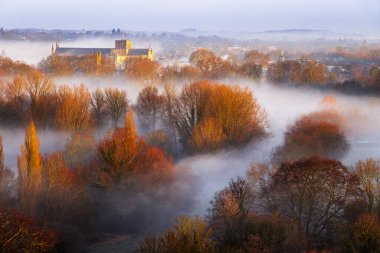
[18, 121, 42, 215]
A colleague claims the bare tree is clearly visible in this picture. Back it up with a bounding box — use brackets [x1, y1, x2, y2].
[25, 70, 54, 126]
[104, 88, 128, 127]
[135, 85, 165, 130]
[162, 84, 179, 154]
[90, 88, 107, 126]
[268, 156, 360, 249]
[208, 177, 252, 247]
[175, 81, 214, 141]
[6, 75, 26, 112]
[355, 158, 380, 215]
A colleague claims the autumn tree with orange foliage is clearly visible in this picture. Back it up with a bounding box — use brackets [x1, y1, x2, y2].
[189, 48, 217, 73]
[236, 50, 268, 80]
[96, 55, 115, 76]
[243, 50, 270, 67]
[18, 121, 42, 215]
[5, 75, 26, 119]
[178, 65, 202, 81]
[125, 58, 161, 82]
[64, 132, 97, 169]
[40, 152, 88, 223]
[189, 48, 237, 79]
[71, 55, 97, 74]
[161, 65, 202, 81]
[161, 65, 179, 81]
[272, 111, 349, 164]
[39, 55, 73, 76]
[301, 60, 326, 84]
[97, 110, 173, 187]
[308, 109, 346, 128]
[238, 62, 263, 80]
[56, 85, 92, 131]
[0, 56, 34, 76]
[98, 111, 137, 184]
[209, 84, 267, 146]
[267, 59, 326, 85]
[41, 54, 114, 76]
[158, 81, 267, 152]
[0, 75, 27, 124]
[267, 60, 303, 84]
[188, 118, 226, 152]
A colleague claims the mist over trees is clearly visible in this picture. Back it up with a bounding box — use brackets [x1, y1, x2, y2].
[0, 35, 380, 252]
[1, 70, 269, 154]
[272, 110, 349, 164]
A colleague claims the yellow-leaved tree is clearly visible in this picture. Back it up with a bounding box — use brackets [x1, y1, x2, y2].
[18, 121, 42, 215]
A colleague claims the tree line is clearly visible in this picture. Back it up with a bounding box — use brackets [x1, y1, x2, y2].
[0, 75, 268, 155]
[2, 46, 379, 92]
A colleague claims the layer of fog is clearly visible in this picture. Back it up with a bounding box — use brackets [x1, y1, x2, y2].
[179, 81, 380, 216]
[0, 40, 54, 65]
[1, 77, 380, 220]
[51, 77, 380, 216]
[0, 128, 69, 170]
[53, 75, 143, 103]
[179, 29, 379, 41]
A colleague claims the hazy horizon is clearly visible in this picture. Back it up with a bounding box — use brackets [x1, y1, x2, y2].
[1, 0, 379, 36]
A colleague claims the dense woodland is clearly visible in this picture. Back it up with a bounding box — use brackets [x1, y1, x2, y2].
[0, 46, 380, 253]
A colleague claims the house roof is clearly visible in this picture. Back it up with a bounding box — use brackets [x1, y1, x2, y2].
[55, 47, 113, 56]
[55, 46, 151, 57]
[127, 48, 150, 56]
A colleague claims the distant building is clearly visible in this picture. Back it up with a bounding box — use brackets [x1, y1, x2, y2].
[52, 39, 153, 69]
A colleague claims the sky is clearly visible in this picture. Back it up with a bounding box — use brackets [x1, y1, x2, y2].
[0, 0, 379, 35]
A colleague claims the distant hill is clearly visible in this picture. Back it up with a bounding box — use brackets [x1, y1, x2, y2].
[180, 28, 197, 33]
[262, 29, 330, 34]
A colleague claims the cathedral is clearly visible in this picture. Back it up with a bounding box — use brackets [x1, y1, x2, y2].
[52, 39, 153, 69]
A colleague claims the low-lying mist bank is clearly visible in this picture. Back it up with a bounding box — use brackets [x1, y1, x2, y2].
[0, 128, 69, 169]
[1, 80, 379, 219]
[178, 81, 380, 215]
